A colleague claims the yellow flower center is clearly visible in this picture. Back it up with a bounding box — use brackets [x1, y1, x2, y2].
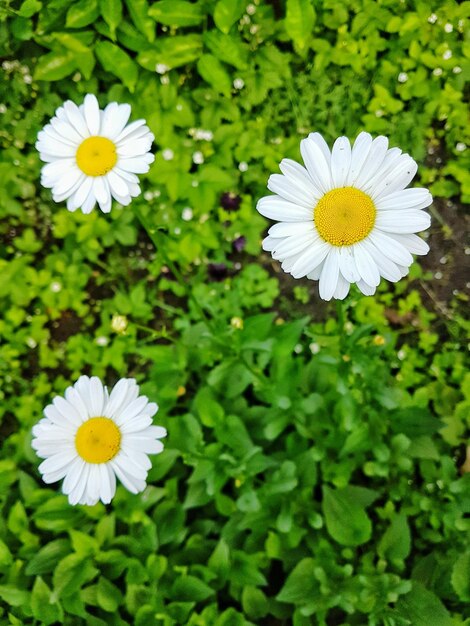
[75, 417, 121, 464]
[76, 136, 117, 177]
[314, 186, 376, 247]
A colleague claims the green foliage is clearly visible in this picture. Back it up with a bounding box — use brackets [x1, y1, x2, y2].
[0, 0, 469, 624]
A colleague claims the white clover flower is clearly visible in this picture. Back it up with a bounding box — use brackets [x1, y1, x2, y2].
[162, 148, 174, 161]
[428, 14, 437, 24]
[443, 50, 452, 60]
[192, 151, 204, 164]
[32, 376, 166, 506]
[182, 207, 193, 221]
[233, 78, 245, 90]
[36, 95, 155, 214]
[444, 23, 453, 32]
[398, 72, 408, 83]
[257, 132, 432, 300]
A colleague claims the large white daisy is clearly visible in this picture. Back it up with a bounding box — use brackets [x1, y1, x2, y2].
[32, 376, 166, 506]
[36, 94, 155, 214]
[257, 132, 432, 300]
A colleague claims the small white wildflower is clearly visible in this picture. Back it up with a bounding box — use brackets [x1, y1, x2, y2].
[246, 3, 256, 15]
[24, 75, 33, 84]
[397, 349, 406, 360]
[238, 161, 248, 172]
[193, 151, 204, 164]
[160, 75, 170, 85]
[444, 22, 453, 32]
[434, 271, 443, 280]
[398, 72, 408, 83]
[233, 78, 245, 90]
[155, 63, 170, 74]
[176, 103, 183, 111]
[428, 13, 437, 24]
[182, 207, 193, 221]
[433, 68, 443, 76]
[375, 109, 384, 117]
[111, 314, 128, 334]
[26, 337, 37, 349]
[309, 342, 320, 354]
[250, 24, 259, 34]
[95, 336, 109, 347]
[144, 191, 154, 201]
[443, 50, 452, 60]
[456, 143, 466, 153]
[0, 104, 6, 113]
[439, 256, 448, 265]
[453, 66, 462, 74]
[174, 227, 181, 235]
[294, 343, 303, 354]
[50, 281, 62, 293]
[162, 149, 174, 161]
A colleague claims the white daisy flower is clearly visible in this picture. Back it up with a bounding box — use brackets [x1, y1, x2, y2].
[32, 376, 166, 506]
[257, 132, 432, 300]
[36, 94, 155, 214]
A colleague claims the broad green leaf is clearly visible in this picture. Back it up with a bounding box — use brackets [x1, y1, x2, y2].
[25, 539, 70, 575]
[96, 41, 138, 92]
[285, 0, 315, 56]
[213, 0, 245, 34]
[276, 558, 318, 604]
[149, 1, 204, 27]
[0, 539, 13, 570]
[66, 0, 99, 28]
[394, 583, 454, 626]
[242, 586, 268, 619]
[124, 0, 155, 41]
[322, 485, 372, 546]
[197, 54, 232, 97]
[171, 575, 214, 602]
[31, 577, 63, 625]
[378, 513, 411, 562]
[97, 576, 122, 612]
[17, 0, 42, 17]
[99, 0, 122, 37]
[53, 554, 98, 599]
[0, 585, 30, 607]
[34, 50, 77, 81]
[203, 31, 248, 69]
[451, 552, 470, 601]
[137, 35, 203, 70]
[208, 539, 230, 579]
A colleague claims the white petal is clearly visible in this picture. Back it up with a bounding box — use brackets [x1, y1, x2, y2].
[83, 94, 100, 135]
[353, 242, 381, 287]
[362, 239, 402, 282]
[38, 450, 77, 476]
[62, 458, 86, 495]
[375, 210, 430, 233]
[53, 396, 83, 428]
[319, 249, 340, 301]
[268, 174, 316, 208]
[300, 136, 332, 193]
[117, 138, 154, 158]
[357, 280, 377, 296]
[372, 156, 418, 200]
[391, 233, 430, 255]
[98, 463, 113, 504]
[333, 273, 350, 300]
[50, 118, 84, 144]
[103, 103, 132, 140]
[271, 231, 318, 260]
[330, 136, 352, 187]
[93, 177, 109, 206]
[268, 221, 314, 237]
[115, 119, 146, 143]
[70, 177, 93, 211]
[110, 459, 146, 494]
[63, 100, 90, 138]
[121, 445, 153, 469]
[107, 170, 131, 198]
[278, 158, 322, 199]
[353, 136, 389, 190]
[368, 230, 413, 266]
[81, 188, 97, 214]
[290, 240, 330, 279]
[68, 464, 90, 505]
[346, 132, 373, 185]
[257, 195, 313, 222]
[307, 132, 331, 166]
[338, 246, 361, 282]
[89, 377, 105, 416]
[51, 166, 82, 196]
[36, 138, 76, 158]
[375, 188, 432, 211]
[120, 415, 153, 434]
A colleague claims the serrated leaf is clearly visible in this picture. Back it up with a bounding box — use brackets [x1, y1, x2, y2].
[149, 1, 204, 27]
[96, 41, 138, 92]
[213, 0, 245, 34]
[322, 485, 372, 546]
[66, 0, 99, 28]
[285, 0, 315, 56]
[197, 54, 232, 97]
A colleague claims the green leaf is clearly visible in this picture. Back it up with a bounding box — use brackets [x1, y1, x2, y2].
[17, 0, 42, 18]
[99, 0, 122, 36]
[203, 31, 248, 69]
[148, 1, 204, 27]
[197, 54, 232, 97]
[34, 50, 77, 81]
[378, 513, 411, 562]
[322, 485, 372, 546]
[97, 576, 123, 612]
[242, 586, 268, 619]
[451, 552, 470, 601]
[285, 0, 315, 56]
[137, 35, 203, 71]
[0, 539, 13, 570]
[0, 585, 30, 607]
[394, 583, 454, 626]
[124, 0, 155, 41]
[276, 558, 318, 604]
[25, 539, 70, 575]
[66, 0, 100, 28]
[53, 554, 98, 599]
[213, 0, 245, 34]
[95, 41, 138, 92]
[31, 577, 63, 625]
[171, 575, 214, 602]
